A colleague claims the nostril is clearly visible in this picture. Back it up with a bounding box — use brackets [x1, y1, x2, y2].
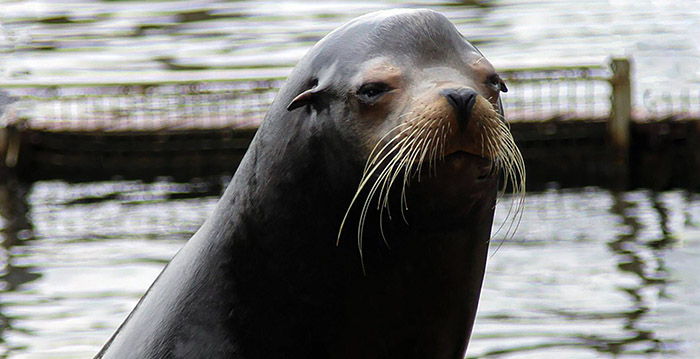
[442, 88, 477, 110]
[440, 87, 479, 128]
[441, 89, 460, 112]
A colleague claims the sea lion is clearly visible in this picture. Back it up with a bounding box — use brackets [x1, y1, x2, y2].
[95, 8, 524, 359]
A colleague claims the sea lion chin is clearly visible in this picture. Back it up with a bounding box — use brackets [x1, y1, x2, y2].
[95, 8, 524, 359]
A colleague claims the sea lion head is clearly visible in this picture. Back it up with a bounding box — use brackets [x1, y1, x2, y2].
[265, 9, 524, 251]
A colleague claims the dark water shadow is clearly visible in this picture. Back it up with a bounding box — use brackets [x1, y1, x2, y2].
[0, 175, 40, 350]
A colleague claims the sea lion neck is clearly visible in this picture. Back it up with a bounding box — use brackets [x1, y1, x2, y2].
[207, 119, 364, 249]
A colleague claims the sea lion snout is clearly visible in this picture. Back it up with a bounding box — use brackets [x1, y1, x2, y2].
[440, 87, 478, 130]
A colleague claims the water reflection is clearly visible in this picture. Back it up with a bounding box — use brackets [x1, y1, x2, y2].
[2, 0, 697, 104]
[0, 175, 40, 356]
[0, 176, 33, 247]
[469, 188, 697, 359]
[0, 182, 698, 358]
[0, 179, 226, 358]
[600, 192, 674, 355]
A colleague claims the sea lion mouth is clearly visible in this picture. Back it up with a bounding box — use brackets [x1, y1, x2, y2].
[442, 150, 495, 180]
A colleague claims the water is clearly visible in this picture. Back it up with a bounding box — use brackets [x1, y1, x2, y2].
[472, 190, 700, 358]
[1, 0, 699, 358]
[1, 0, 699, 100]
[0, 183, 698, 358]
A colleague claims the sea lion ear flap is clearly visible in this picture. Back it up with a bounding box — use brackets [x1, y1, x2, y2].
[499, 79, 508, 93]
[287, 78, 323, 111]
[287, 88, 316, 111]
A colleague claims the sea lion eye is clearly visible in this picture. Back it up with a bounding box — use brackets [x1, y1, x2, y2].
[357, 82, 391, 103]
[486, 74, 508, 93]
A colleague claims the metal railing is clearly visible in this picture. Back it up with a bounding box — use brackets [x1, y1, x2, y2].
[500, 64, 612, 121]
[2, 79, 283, 131]
[1, 57, 699, 133]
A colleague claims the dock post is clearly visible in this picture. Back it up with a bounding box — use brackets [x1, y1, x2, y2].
[609, 58, 632, 189]
[1, 125, 20, 169]
[1, 90, 20, 173]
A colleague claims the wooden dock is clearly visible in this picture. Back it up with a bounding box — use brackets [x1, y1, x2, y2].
[1, 58, 699, 192]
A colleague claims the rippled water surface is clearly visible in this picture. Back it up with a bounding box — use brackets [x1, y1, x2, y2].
[0, 183, 698, 358]
[2, 0, 699, 97]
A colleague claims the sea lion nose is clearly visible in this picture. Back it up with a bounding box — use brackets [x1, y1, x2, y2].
[440, 87, 478, 129]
